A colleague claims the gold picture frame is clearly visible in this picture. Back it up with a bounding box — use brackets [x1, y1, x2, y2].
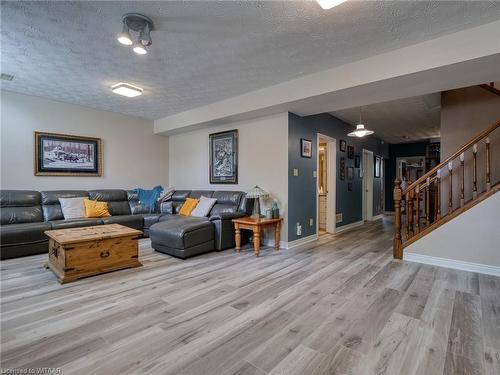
[34, 131, 102, 176]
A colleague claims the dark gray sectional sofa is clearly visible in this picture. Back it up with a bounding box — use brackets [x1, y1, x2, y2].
[0, 189, 252, 260]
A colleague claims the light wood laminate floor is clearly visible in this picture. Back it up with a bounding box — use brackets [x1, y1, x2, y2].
[1, 219, 499, 375]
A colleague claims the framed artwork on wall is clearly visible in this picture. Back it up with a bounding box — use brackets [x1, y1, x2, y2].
[209, 129, 238, 184]
[340, 157, 346, 180]
[347, 145, 354, 159]
[354, 155, 361, 168]
[339, 139, 346, 152]
[300, 138, 312, 158]
[374, 156, 382, 178]
[34, 131, 102, 176]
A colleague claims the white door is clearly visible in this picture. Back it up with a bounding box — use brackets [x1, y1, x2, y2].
[362, 149, 374, 221]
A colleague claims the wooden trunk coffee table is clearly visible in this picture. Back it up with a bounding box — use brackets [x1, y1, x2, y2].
[45, 224, 142, 284]
[232, 217, 283, 257]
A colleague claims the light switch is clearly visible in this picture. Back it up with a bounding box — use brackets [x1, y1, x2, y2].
[313, 171, 317, 178]
[293, 168, 299, 176]
[309, 218, 314, 226]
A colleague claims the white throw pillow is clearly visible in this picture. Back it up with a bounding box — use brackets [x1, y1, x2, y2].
[59, 197, 86, 219]
[191, 196, 217, 217]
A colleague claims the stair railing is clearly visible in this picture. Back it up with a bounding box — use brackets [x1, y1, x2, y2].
[393, 120, 499, 259]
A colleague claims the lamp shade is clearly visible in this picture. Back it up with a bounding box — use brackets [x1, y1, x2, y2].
[246, 185, 269, 199]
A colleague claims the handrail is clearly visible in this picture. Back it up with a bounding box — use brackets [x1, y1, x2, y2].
[403, 120, 500, 195]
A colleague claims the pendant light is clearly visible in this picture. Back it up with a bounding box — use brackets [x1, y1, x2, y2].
[347, 108, 374, 138]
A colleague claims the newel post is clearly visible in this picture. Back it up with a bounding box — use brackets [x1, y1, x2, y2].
[393, 178, 403, 259]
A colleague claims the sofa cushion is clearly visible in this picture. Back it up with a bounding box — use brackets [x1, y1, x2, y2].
[212, 191, 242, 205]
[191, 196, 217, 217]
[0, 222, 51, 246]
[59, 197, 86, 219]
[88, 190, 131, 216]
[188, 190, 214, 199]
[84, 199, 111, 218]
[149, 218, 214, 250]
[0, 190, 43, 225]
[141, 214, 162, 229]
[49, 218, 103, 230]
[41, 190, 89, 221]
[101, 215, 143, 231]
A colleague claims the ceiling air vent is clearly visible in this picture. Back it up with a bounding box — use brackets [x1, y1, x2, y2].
[0, 73, 14, 81]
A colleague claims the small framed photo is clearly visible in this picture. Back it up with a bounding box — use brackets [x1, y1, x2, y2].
[340, 157, 346, 180]
[339, 139, 346, 152]
[301, 138, 312, 158]
[354, 155, 361, 168]
[347, 166, 354, 180]
[374, 156, 382, 178]
[35, 131, 102, 176]
[347, 146, 354, 159]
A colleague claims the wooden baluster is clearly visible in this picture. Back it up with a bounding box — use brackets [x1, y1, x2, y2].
[393, 179, 402, 259]
[460, 152, 465, 207]
[425, 177, 430, 225]
[407, 190, 414, 239]
[436, 169, 441, 220]
[486, 137, 491, 191]
[448, 161, 453, 213]
[472, 144, 478, 199]
[415, 185, 420, 234]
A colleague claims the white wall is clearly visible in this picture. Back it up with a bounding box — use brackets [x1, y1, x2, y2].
[1, 91, 169, 190]
[405, 191, 500, 269]
[168, 113, 289, 242]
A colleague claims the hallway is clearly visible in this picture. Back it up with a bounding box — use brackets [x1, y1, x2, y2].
[1, 219, 498, 374]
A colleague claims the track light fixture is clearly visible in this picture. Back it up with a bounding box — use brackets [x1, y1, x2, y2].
[117, 13, 154, 55]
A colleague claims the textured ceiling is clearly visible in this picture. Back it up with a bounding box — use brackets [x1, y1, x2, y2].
[1, 1, 499, 120]
[331, 93, 441, 144]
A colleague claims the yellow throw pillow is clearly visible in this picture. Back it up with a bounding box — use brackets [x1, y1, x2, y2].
[179, 198, 199, 216]
[84, 199, 111, 218]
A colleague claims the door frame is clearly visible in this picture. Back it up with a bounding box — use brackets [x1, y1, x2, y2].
[316, 133, 336, 234]
[362, 149, 374, 221]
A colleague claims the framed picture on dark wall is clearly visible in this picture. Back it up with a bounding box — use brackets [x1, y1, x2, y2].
[347, 167, 354, 180]
[374, 156, 382, 178]
[339, 139, 346, 152]
[354, 155, 361, 168]
[209, 129, 238, 184]
[340, 157, 346, 180]
[34, 132, 102, 176]
[300, 138, 312, 158]
[347, 145, 354, 159]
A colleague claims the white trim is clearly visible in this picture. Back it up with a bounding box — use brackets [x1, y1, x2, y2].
[370, 214, 384, 221]
[262, 234, 319, 250]
[335, 220, 364, 233]
[404, 252, 500, 276]
[316, 133, 336, 236]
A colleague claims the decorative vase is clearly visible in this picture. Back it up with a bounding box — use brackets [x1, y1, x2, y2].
[271, 202, 279, 219]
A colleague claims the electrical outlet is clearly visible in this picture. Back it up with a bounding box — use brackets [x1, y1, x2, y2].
[336, 213, 343, 223]
[293, 168, 299, 176]
[313, 170, 317, 178]
[309, 218, 314, 226]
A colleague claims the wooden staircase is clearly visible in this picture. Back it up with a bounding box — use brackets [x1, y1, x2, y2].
[393, 120, 499, 259]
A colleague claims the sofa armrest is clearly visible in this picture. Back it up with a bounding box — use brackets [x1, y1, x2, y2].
[209, 211, 247, 221]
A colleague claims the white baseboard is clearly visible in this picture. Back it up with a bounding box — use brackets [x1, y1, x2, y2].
[404, 252, 500, 276]
[262, 234, 319, 250]
[370, 214, 384, 221]
[335, 220, 364, 233]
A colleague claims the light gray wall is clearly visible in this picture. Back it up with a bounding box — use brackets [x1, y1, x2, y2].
[440, 86, 500, 214]
[288, 113, 388, 242]
[168, 113, 289, 243]
[1, 91, 169, 190]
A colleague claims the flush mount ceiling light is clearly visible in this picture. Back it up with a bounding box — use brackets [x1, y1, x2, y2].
[316, 0, 348, 10]
[111, 83, 143, 98]
[117, 13, 155, 55]
[347, 108, 374, 138]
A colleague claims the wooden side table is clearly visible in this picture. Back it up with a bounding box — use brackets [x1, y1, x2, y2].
[232, 217, 283, 257]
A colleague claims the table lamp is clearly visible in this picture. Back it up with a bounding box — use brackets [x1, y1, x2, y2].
[246, 186, 269, 219]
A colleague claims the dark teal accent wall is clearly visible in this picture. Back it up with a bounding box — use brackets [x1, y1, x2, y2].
[288, 113, 389, 242]
[384, 142, 430, 211]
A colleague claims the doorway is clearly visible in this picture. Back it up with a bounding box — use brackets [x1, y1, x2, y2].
[362, 149, 374, 221]
[317, 134, 336, 235]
